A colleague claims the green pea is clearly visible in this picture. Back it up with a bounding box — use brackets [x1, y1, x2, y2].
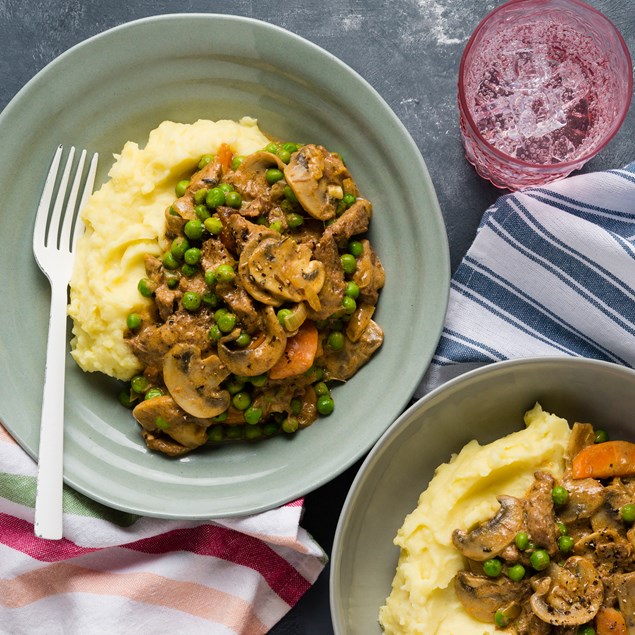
[126, 313, 142, 330]
[193, 188, 209, 205]
[184, 247, 201, 266]
[282, 142, 298, 153]
[198, 154, 214, 169]
[131, 375, 149, 394]
[206, 187, 225, 209]
[217, 311, 237, 333]
[286, 212, 304, 228]
[269, 221, 283, 233]
[529, 549, 550, 571]
[225, 191, 242, 208]
[557, 522, 568, 536]
[327, 331, 345, 351]
[118, 389, 136, 409]
[204, 270, 217, 287]
[235, 332, 251, 347]
[162, 252, 180, 270]
[225, 376, 246, 395]
[316, 395, 335, 416]
[341, 296, 357, 315]
[314, 381, 330, 397]
[278, 149, 291, 164]
[348, 240, 363, 257]
[621, 503, 635, 522]
[231, 155, 245, 170]
[244, 406, 263, 425]
[264, 142, 279, 154]
[343, 193, 356, 207]
[283, 185, 298, 204]
[181, 263, 198, 277]
[182, 291, 202, 311]
[232, 391, 252, 411]
[578, 626, 596, 635]
[506, 563, 526, 582]
[171, 236, 190, 260]
[263, 421, 280, 436]
[175, 179, 190, 197]
[145, 387, 164, 400]
[515, 531, 530, 551]
[482, 558, 503, 578]
[277, 308, 293, 327]
[219, 182, 234, 193]
[342, 283, 360, 301]
[250, 373, 268, 388]
[494, 609, 509, 629]
[552, 485, 569, 506]
[215, 263, 235, 283]
[245, 425, 263, 441]
[340, 253, 357, 275]
[558, 535, 575, 553]
[282, 416, 299, 434]
[165, 271, 180, 289]
[203, 292, 219, 308]
[208, 425, 224, 443]
[594, 429, 609, 443]
[184, 219, 204, 240]
[224, 425, 243, 440]
[195, 204, 210, 221]
[155, 416, 170, 430]
[138, 277, 156, 296]
[335, 200, 347, 216]
[204, 216, 223, 235]
[265, 168, 284, 185]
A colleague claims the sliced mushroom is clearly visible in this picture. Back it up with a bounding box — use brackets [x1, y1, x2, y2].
[163, 344, 231, 418]
[454, 570, 529, 622]
[132, 395, 210, 456]
[452, 495, 525, 561]
[615, 572, 635, 632]
[558, 477, 605, 524]
[565, 422, 596, 469]
[218, 306, 287, 377]
[283, 144, 347, 220]
[530, 556, 603, 626]
[230, 151, 286, 199]
[239, 231, 325, 310]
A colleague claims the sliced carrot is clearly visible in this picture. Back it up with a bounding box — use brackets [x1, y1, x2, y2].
[269, 321, 318, 380]
[572, 440, 635, 479]
[596, 607, 627, 635]
[217, 143, 234, 173]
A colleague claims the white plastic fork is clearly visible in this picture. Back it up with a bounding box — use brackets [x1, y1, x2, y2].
[32, 145, 98, 540]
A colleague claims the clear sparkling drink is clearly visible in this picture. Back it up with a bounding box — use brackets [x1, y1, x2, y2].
[458, 0, 632, 190]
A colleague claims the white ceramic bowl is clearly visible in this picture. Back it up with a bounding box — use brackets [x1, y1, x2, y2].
[330, 357, 635, 633]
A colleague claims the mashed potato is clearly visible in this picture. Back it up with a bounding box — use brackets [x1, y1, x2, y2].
[378, 404, 571, 635]
[68, 117, 270, 380]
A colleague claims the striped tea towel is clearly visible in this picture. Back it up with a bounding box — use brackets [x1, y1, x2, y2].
[417, 160, 635, 397]
[0, 423, 326, 635]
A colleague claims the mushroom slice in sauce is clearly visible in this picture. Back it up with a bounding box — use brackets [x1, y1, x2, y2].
[240, 233, 325, 311]
[163, 344, 231, 418]
[454, 570, 529, 622]
[218, 306, 287, 377]
[132, 395, 210, 456]
[530, 556, 603, 626]
[452, 495, 525, 561]
[283, 144, 347, 221]
[615, 572, 635, 632]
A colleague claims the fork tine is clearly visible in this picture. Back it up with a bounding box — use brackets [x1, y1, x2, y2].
[59, 149, 87, 252]
[71, 152, 99, 252]
[33, 145, 64, 251]
[48, 147, 76, 249]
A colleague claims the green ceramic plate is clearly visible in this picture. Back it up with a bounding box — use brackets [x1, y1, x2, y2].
[0, 14, 449, 518]
[330, 357, 635, 633]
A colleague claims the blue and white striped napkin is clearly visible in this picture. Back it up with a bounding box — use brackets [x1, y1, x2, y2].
[417, 161, 635, 398]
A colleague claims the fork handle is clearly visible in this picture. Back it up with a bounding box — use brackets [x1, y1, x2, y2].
[34, 280, 69, 540]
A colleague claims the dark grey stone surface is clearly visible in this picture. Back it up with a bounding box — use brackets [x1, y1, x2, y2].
[1, 1, 632, 632]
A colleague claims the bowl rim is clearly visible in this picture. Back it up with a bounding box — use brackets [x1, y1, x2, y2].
[329, 356, 635, 632]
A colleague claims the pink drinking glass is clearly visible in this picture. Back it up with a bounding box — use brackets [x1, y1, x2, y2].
[458, 0, 632, 191]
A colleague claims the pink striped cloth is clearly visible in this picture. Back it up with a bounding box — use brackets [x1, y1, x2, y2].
[0, 423, 327, 634]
